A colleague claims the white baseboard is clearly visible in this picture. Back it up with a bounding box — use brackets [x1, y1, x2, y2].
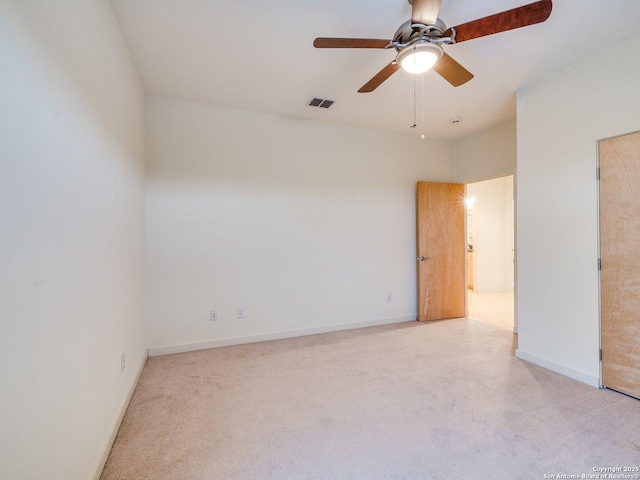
[149, 315, 416, 357]
[91, 349, 149, 480]
[515, 349, 599, 387]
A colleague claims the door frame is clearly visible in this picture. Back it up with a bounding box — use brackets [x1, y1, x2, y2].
[464, 175, 518, 334]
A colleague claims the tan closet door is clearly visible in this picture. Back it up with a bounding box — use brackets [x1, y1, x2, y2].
[600, 130, 640, 399]
[416, 181, 466, 321]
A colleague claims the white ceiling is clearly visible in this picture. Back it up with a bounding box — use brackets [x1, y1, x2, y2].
[110, 0, 640, 139]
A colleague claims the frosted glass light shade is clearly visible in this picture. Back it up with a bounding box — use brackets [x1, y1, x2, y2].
[397, 43, 443, 74]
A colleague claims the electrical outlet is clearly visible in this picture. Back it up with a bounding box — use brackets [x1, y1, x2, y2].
[120, 353, 125, 372]
[386, 293, 393, 303]
[210, 310, 218, 321]
[237, 307, 245, 318]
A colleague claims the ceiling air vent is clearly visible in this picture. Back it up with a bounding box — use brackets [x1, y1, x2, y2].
[308, 97, 334, 109]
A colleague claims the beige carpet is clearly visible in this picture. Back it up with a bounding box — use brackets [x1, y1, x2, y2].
[468, 290, 514, 331]
[101, 319, 640, 480]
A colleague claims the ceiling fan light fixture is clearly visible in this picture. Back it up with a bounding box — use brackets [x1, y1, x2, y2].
[397, 42, 443, 74]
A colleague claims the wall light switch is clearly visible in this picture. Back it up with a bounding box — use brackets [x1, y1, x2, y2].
[237, 307, 245, 318]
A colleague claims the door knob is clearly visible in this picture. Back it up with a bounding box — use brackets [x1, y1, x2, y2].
[417, 256, 432, 261]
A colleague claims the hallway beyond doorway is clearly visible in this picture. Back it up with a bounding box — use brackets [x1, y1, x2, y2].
[468, 290, 514, 332]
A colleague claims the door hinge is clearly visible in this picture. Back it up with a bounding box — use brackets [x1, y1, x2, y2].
[596, 167, 601, 180]
[598, 258, 602, 270]
[599, 348, 603, 361]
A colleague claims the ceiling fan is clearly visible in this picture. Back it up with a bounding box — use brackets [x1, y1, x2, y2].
[313, 0, 552, 92]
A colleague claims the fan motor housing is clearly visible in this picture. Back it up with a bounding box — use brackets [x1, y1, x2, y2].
[392, 18, 447, 51]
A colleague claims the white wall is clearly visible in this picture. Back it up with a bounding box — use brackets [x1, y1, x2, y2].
[516, 34, 640, 386]
[503, 180, 515, 290]
[454, 119, 517, 184]
[0, 1, 146, 479]
[146, 96, 454, 354]
[467, 176, 514, 293]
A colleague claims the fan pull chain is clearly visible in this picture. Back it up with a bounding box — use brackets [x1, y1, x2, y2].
[410, 74, 417, 130]
[421, 73, 426, 140]
[410, 74, 426, 139]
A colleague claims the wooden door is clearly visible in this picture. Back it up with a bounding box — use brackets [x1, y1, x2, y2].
[600, 130, 640, 399]
[416, 181, 466, 321]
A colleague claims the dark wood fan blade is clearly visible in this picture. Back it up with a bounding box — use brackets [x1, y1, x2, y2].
[433, 53, 474, 87]
[445, 0, 552, 43]
[411, 0, 442, 26]
[358, 62, 401, 93]
[313, 38, 390, 49]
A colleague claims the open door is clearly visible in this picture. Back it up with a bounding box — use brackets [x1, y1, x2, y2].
[416, 181, 466, 321]
[600, 131, 640, 400]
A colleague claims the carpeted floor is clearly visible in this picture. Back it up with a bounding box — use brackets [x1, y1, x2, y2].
[101, 318, 640, 480]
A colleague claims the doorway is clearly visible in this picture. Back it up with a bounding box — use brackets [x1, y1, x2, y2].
[465, 176, 515, 332]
